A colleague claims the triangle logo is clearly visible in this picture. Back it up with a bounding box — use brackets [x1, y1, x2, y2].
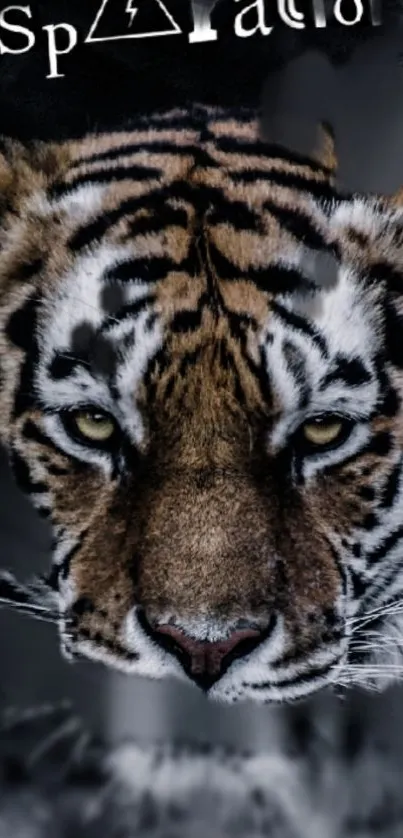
[86, 0, 182, 43]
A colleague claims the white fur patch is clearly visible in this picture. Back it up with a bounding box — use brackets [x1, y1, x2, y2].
[36, 241, 164, 469]
[263, 264, 381, 487]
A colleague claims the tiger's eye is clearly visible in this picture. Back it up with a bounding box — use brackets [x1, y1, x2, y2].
[73, 411, 115, 442]
[302, 419, 343, 446]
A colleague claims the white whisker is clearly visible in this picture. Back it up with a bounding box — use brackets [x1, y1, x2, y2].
[348, 599, 403, 627]
[348, 606, 403, 634]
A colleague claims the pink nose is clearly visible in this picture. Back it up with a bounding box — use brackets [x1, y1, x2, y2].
[153, 624, 263, 680]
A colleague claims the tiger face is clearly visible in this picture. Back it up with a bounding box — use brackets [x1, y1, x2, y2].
[1, 105, 403, 703]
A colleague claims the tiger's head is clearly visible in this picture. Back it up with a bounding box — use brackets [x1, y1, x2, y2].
[1, 105, 403, 703]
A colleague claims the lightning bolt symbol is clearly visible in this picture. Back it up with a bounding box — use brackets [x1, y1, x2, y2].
[125, 0, 138, 27]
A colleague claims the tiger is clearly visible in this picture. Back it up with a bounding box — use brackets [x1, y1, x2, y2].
[1, 102, 403, 705]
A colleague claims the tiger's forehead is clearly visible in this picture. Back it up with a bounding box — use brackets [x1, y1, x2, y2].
[14, 108, 384, 447]
[33, 105, 334, 312]
[35, 233, 380, 444]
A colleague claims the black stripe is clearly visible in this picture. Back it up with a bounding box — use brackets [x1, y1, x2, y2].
[46, 463, 70, 476]
[323, 431, 392, 476]
[381, 459, 402, 508]
[361, 512, 378, 531]
[208, 241, 314, 293]
[102, 294, 155, 330]
[67, 192, 163, 251]
[282, 340, 310, 409]
[211, 339, 230, 371]
[164, 347, 202, 399]
[319, 357, 371, 390]
[208, 198, 263, 232]
[23, 419, 54, 446]
[171, 308, 203, 334]
[74, 629, 139, 661]
[50, 164, 161, 198]
[7, 257, 44, 283]
[70, 596, 96, 619]
[59, 540, 83, 582]
[252, 264, 315, 295]
[350, 569, 367, 601]
[66, 182, 193, 252]
[48, 353, 87, 380]
[360, 486, 375, 501]
[101, 639, 139, 660]
[177, 347, 202, 377]
[384, 302, 403, 368]
[264, 200, 329, 251]
[271, 301, 328, 356]
[161, 180, 211, 209]
[22, 419, 68, 461]
[200, 338, 251, 411]
[10, 297, 41, 418]
[144, 312, 158, 332]
[378, 385, 400, 418]
[366, 431, 392, 457]
[72, 142, 215, 168]
[129, 206, 188, 237]
[365, 261, 403, 291]
[232, 168, 338, 202]
[73, 142, 196, 166]
[244, 659, 337, 692]
[224, 310, 259, 345]
[6, 294, 39, 352]
[104, 256, 186, 285]
[366, 524, 403, 565]
[9, 449, 48, 496]
[142, 347, 170, 404]
[244, 346, 273, 408]
[214, 137, 331, 173]
[23, 418, 88, 472]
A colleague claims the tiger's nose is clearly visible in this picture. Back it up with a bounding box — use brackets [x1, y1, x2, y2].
[148, 622, 263, 687]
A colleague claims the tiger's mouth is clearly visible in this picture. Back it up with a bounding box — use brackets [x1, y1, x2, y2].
[63, 619, 347, 700]
[55, 590, 351, 699]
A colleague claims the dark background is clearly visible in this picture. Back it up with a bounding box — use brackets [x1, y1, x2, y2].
[2, 0, 403, 753]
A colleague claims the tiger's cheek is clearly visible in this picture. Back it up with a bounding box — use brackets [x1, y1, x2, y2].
[9, 413, 114, 536]
[304, 410, 403, 533]
[47, 469, 111, 531]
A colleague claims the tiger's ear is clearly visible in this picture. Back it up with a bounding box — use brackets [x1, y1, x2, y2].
[262, 113, 337, 176]
[314, 122, 337, 175]
[388, 186, 403, 208]
[262, 51, 338, 175]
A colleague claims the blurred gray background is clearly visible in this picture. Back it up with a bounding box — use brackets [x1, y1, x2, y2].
[2, 35, 403, 754]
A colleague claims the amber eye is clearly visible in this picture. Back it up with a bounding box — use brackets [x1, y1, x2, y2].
[303, 418, 343, 446]
[67, 409, 116, 444]
[298, 416, 351, 453]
